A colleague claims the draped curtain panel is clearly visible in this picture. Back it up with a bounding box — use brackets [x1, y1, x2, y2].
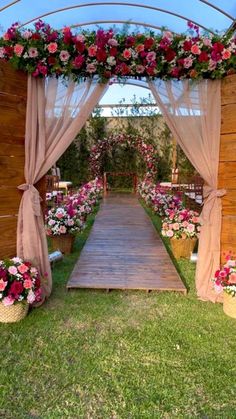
[149, 79, 225, 302]
[17, 76, 108, 298]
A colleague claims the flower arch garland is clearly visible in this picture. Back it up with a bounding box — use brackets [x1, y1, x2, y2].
[0, 20, 236, 81]
[89, 133, 159, 179]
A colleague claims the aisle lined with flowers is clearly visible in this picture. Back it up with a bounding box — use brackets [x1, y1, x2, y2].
[67, 193, 186, 293]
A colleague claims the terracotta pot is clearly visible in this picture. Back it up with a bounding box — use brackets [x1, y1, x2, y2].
[170, 237, 197, 259]
[51, 234, 75, 254]
[0, 302, 29, 323]
[223, 292, 236, 319]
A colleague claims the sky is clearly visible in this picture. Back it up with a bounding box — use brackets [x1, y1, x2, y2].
[0, 0, 235, 115]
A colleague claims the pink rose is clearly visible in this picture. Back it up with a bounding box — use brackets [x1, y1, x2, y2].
[8, 266, 18, 275]
[23, 279, 33, 289]
[27, 290, 36, 304]
[166, 230, 174, 237]
[183, 57, 193, 68]
[76, 34, 85, 43]
[222, 49, 231, 60]
[187, 224, 195, 233]
[229, 273, 236, 284]
[86, 63, 97, 73]
[108, 38, 118, 47]
[0, 47, 5, 58]
[18, 264, 29, 274]
[191, 44, 201, 55]
[47, 42, 58, 53]
[202, 38, 212, 47]
[2, 296, 14, 306]
[136, 65, 145, 74]
[22, 30, 32, 40]
[59, 226, 67, 234]
[173, 223, 180, 230]
[28, 47, 38, 58]
[146, 51, 156, 62]
[59, 50, 70, 62]
[14, 44, 24, 57]
[163, 31, 173, 40]
[88, 45, 97, 57]
[136, 44, 144, 53]
[56, 212, 64, 219]
[0, 279, 7, 292]
[123, 48, 132, 60]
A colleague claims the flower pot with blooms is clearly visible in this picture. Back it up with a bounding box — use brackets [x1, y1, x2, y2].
[213, 255, 236, 319]
[0, 257, 42, 322]
[161, 208, 201, 259]
[45, 204, 83, 254]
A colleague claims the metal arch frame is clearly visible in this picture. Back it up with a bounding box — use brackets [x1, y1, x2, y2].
[0, 0, 20, 13]
[18, 1, 221, 34]
[68, 20, 172, 33]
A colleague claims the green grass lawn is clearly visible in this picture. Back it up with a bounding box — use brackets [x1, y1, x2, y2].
[1, 203, 236, 418]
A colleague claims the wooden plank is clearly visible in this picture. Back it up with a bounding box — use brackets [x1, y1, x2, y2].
[222, 190, 236, 216]
[221, 216, 236, 246]
[67, 193, 186, 293]
[220, 133, 236, 162]
[0, 187, 22, 216]
[0, 216, 17, 258]
[0, 143, 25, 158]
[221, 74, 236, 105]
[0, 93, 26, 136]
[218, 162, 236, 189]
[0, 155, 25, 187]
[221, 104, 236, 134]
[0, 62, 27, 99]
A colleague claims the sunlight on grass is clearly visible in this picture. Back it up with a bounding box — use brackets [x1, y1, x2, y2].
[1, 203, 236, 418]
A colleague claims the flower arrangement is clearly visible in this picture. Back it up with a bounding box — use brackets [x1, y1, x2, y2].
[161, 208, 201, 239]
[89, 134, 158, 179]
[0, 257, 42, 306]
[45, 205, 83, 236]
[1, 20, 235, 81]
[213, 255, 236, 296]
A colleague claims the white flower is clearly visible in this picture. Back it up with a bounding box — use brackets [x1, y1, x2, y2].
[27, 290, 36, 304]
[107, 56, 116, 66]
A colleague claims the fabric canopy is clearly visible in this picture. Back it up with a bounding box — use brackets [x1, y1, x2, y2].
[149, 78, 225, 302]
[17, 76, 107, 298]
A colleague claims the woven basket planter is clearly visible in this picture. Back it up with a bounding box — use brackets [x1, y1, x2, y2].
[51, 234, 75, 254]
[170, 237, 197, 259]
[223, 292, 236, 319]
[0, 302, 29, 323]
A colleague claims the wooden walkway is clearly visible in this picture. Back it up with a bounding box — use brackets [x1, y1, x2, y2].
[67, 193, 186, 293]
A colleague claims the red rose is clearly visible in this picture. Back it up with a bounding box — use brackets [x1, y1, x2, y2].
[35, 277, 41, 289]
[212, 42, 224, 53]
[144, 38, 155, 50]
[48, 56, 57, 66]
[96, 49, 107, 62]
[165, 48, 176, 62]
[76, 42, 85, 53]
[4, 46, 14, 57]
[146, 66, 155, 76]
[10, 280, 24, 297]
[125, 36, 135, 47]
[103, 70, 111, 78]
[31, 33, 41, 40]
[198, 51, 209, 62]
[170, 67, 180, 78]
[183, 40, 192, 51]
[73, 55, 85, 68]
[109, 47, 118, 57]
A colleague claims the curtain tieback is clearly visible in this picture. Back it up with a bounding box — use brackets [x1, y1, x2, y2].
[201, 187, 226, 223]
[18, 183, 42, 217]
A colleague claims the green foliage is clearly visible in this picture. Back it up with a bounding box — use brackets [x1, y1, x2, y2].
[57, 141, 81, 186]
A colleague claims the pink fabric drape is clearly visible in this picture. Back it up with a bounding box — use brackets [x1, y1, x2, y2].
[149, 79, 225, 302]
[17, 76, 107, 298]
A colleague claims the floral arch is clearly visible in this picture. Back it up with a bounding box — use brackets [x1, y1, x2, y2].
[89, 133, 159, 180]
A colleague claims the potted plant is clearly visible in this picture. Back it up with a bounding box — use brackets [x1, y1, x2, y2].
[0, 257, 42, 322]
[161, 208, 201, 259]
[213, 255, 236, 319]
[45, 205, 83, 254]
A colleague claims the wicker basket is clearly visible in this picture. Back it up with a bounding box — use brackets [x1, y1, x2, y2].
[223, 292, 236, 319]
[51, 234, 75, 254]
[0, 302, 29, 323]
[170, 237, 197, 259]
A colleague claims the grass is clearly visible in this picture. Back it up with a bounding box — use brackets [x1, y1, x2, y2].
[1, 203, 236, 418]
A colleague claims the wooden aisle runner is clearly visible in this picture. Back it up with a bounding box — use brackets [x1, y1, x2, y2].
[67, 193, 186, 293]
